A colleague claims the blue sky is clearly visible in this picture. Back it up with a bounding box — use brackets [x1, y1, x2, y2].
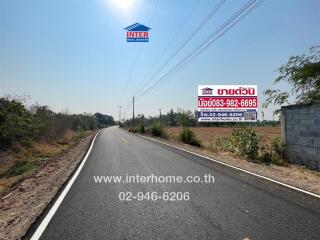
[1, 0, 319, 120]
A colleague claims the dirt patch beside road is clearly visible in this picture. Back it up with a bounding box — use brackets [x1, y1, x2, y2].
[0, 132, 97, 240]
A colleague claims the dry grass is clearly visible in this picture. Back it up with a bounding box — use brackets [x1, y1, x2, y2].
[0, 143, 68, 192]
[0, 132, 96, 240]
[0, 129, 93, 193]
[165, 126, 281, 148]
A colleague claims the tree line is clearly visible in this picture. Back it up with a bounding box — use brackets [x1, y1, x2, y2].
[0, 96, 114, 150]
[121, 108, 279, 129]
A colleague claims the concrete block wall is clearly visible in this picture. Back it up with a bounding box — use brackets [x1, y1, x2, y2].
[281, 104, 320, 170]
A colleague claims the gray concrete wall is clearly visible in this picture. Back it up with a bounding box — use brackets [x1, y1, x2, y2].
[281, 104, 320, 170]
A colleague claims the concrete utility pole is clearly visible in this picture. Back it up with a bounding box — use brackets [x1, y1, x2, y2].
[118, 105, 122, 124]
[132, 97, 135, 123]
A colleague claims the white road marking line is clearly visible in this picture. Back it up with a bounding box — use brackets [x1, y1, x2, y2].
[30, 129, 103, 240]
[120, 137, 129, 144]
[122, 130, 320, 199]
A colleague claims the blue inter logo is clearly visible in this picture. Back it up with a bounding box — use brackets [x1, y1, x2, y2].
[124, 23, 151, 42]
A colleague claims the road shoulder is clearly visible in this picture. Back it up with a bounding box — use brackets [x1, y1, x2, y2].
[0, 132, 97, 240]
[123, 129, 320, 197]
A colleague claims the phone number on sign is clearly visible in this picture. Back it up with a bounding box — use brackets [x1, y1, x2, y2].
[198, 97, 257, 108]
[119, 192, 190, 201]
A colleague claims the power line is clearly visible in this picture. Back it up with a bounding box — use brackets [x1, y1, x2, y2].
[125, 0, 226, 110]
[136, 0, 264, 102]
[136, 0, 257, 100]
[127, 46, 142, 86]
[134, 0, 226, 97]
[148, 0, 160, 25]
[133, 0, 201, 96]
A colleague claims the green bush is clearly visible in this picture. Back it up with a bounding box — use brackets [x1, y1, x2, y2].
[150, 123, 166, 138]
[6, 160, 41, 176]
[138, 124, 145, 134]
[128, 127, 137, 133]
[179, 128, 201, 147]
[226, 127, 260, 161]
[129, 125, 145, 134]
[0, 98, 43, 148]
[271, 137, 282, 156]
[270, 137, 287, 165]
[258, 137, 286, 165]
[0, 97, 109, 150]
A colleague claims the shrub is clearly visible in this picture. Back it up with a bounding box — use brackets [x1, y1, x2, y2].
[270, 137, 282, 156]
[179, 128, 201, 147]
[226, 127, 260, 161]
[207, 136, 219, 152]
[6, 160, 42, 176]
[0, 96, 103, 150]
[0, 98, 43, 148]
[260, 147, 272, 164]
[258, 137, 287, 166]
[138, 124, 145, 134]
[270, 137, 287, 165]
[215, 137, 229, 151]
[129, 125, 146, 134]
[150, 123, 166, 138]
[128, 127, 138, 133]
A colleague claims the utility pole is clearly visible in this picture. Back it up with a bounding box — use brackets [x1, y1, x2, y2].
[118, 105, 122, 124]
[159, 108, 161, 119]
[132, 97, 135, 124]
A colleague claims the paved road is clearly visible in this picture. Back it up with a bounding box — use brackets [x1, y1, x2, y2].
[28, 126, 320, 240]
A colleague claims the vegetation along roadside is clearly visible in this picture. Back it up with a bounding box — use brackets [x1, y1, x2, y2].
[0, 95, 115, 193]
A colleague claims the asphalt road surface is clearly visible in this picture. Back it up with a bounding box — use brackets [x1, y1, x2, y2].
[27, 126, 320, 240]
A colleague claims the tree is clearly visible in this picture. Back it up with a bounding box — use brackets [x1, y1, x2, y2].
[94, 112, 114, 127]
[168, 109, 177, 126]
[263, 46, 320, 113]
[0, 98, 41, 147]
[176, 109, 195, 126]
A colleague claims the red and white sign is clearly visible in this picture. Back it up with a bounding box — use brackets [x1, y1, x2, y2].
[198, 85, 258, 122]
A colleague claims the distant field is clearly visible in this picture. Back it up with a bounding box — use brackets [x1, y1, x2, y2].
[165, 127, 281, 148]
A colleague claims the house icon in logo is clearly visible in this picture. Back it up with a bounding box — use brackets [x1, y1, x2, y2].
[124, 23, 151, 42]
[201, 87, 213, 95]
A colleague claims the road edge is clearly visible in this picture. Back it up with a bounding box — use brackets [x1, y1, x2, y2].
[28, 129, 103, 240]
[121, 128, 320, 199]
